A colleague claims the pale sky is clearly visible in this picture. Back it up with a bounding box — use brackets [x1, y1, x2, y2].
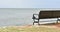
[0, 0, 60, 8]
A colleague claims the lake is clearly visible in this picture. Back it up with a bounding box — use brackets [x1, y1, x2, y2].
[0, 8, 58, 26]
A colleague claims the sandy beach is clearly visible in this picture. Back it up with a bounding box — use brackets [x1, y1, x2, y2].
[1, 23, 60, 29]
[0, 23, 60, 32]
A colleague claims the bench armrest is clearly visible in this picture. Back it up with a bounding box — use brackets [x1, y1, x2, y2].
[32, 14, 39, 19]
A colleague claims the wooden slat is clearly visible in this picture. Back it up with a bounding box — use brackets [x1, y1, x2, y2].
[39, 10, 60, 19]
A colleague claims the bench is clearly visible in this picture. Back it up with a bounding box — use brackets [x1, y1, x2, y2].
[32, 10, 60, 25]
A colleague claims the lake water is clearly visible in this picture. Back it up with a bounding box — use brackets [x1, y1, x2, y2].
[0, 8, 58, 26]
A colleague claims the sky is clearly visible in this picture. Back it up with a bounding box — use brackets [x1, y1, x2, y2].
[0, 0, 60, 8]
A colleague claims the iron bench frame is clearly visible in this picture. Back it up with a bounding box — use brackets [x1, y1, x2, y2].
[32, 11, 60, 25]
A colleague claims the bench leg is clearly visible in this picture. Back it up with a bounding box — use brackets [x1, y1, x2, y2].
[33, 19, 40, 25]
[56, 20, 58, 24]
[33, 21, 39, 25]
[33, 22, 34, 25]
[38, 20, 40, 25]
[38, 22, 40, 25]
[33, 19, 35, 25]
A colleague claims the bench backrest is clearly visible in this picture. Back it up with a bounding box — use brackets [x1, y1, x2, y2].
[39, 10, 60, 19]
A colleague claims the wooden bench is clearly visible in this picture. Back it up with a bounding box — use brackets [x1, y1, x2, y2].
[32, 10, 60, 25]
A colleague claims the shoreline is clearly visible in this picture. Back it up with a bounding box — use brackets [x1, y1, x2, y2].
[0, 23, 60, 29]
